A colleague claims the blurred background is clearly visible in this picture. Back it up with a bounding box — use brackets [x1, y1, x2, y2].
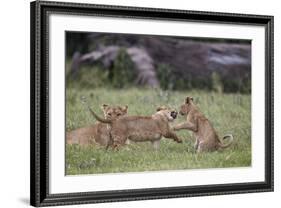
[66, 32, 251, 93]
[65, 32, 252, 174]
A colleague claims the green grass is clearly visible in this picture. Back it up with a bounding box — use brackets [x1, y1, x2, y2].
[66, 88, 251, 175]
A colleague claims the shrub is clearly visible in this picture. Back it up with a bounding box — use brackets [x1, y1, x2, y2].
[111, 48, 136, 88]
[66, 65, 110, 89]
[156, 63, 175, 90]
[211, 72, 223, 93]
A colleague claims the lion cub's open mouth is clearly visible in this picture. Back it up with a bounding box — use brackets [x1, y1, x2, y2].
[170, 111, 178, 119]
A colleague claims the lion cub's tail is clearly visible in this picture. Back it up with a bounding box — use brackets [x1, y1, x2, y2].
[88, 107, 112, 124]
[80, 96, 112, 124]
[218, 134, 234, 149]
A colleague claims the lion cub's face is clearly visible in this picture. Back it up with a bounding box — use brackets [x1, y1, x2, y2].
[102, 104, 128, 120]
[179, 97, 194, 116]
[156, 106, 178, 121]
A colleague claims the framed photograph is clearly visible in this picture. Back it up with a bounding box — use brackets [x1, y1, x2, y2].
[30, 0, 274, 207]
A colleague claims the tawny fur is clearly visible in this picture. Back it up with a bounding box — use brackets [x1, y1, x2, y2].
[173, 97, 233, 152]
[89, 106, 182, 149]
[66, 104, 128, 147]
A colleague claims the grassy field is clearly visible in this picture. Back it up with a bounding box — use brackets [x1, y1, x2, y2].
[66, 88, 251, 175]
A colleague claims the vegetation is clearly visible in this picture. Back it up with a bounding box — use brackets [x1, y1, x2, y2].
[211, 72, 223, 93]
[66, 87, 251, 175]
[67, 60, 251, 94]
[66, 32, 251, 94]
[65, 41, 251, 174]
[110, 48, 136, 88]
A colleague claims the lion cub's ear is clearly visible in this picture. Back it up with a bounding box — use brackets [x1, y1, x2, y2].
[185, 97, 194, 104]
[156, 106, 166, 111]
[101, 104, 109, 110]
[122, 105, 128, 113]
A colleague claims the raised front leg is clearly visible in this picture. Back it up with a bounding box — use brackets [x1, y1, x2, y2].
[173, 121, 198, 132]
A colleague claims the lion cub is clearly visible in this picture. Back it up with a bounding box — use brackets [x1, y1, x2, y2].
[88, 106, 182, 149]
[173, 97, 233, 152]
[66, 104, 128, 147]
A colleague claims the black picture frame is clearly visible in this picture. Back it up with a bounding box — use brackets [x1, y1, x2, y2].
[30, 0, 274, 207]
